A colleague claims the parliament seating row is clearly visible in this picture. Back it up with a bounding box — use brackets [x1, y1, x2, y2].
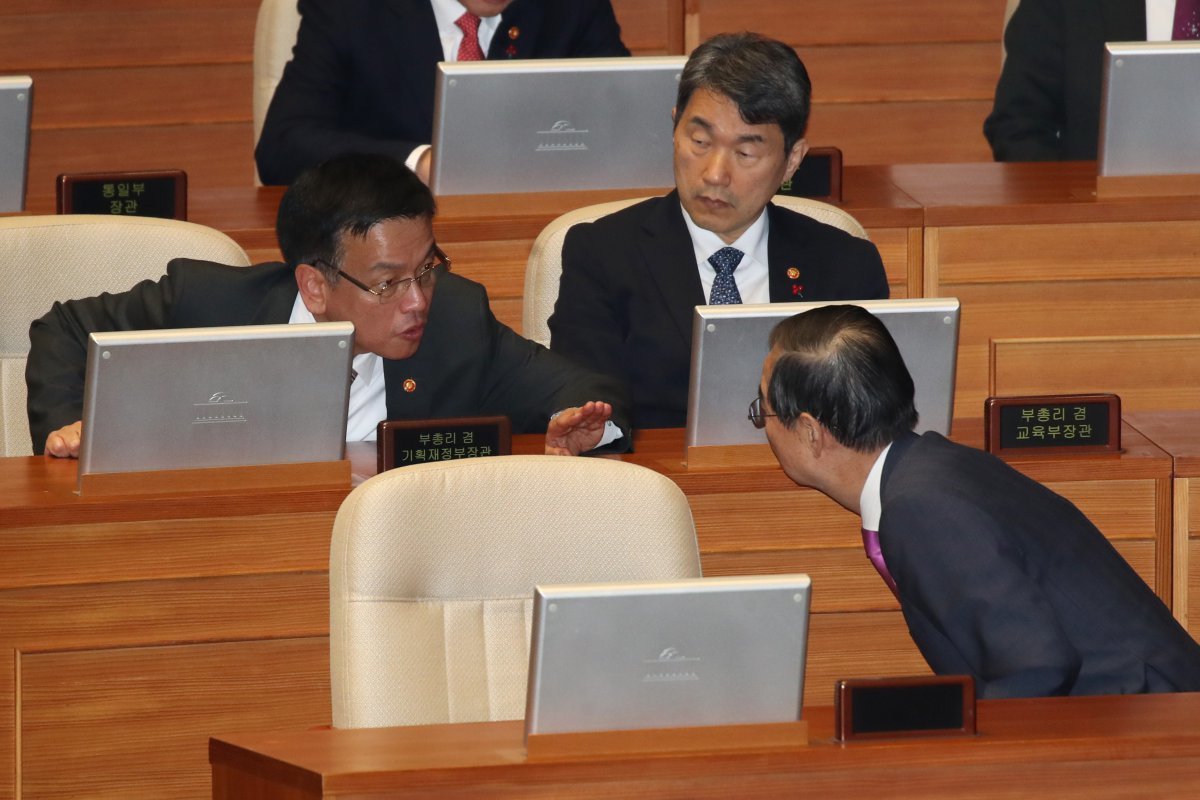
[3, 0, 1010, 200]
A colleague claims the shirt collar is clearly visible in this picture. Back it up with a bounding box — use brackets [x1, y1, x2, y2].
[859, 442, 893, 531]
[287, 294, 381, 384]
[680, 203, 770, 270]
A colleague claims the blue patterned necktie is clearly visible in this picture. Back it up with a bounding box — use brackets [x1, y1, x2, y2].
[707, 246, 744, 305]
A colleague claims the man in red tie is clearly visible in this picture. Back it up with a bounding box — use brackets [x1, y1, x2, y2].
[754, 304, 1200, 698]
[986, 0, 1200, 161]
[256, 0, 629, 186]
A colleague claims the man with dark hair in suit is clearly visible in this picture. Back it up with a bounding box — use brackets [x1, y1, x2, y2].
[985, 0, 1199, 161]
[550, 32, 888, 430]
[255, 0, 629, 185]
[27, 153, 627, 458]
[754, 304, 1200, 698]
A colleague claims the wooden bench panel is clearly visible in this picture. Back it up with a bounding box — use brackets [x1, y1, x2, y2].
[26, 123, 256, 200]
[692, 0, 1006, 45]
[807, 101, 994, 164]
[20, 638, 329, 799]
[0, 10, 256, 71]
[28, 64, 251, 129]
[804, 42, 1000, 103]
[613, 0, 685, 54]
[992, 336, 1200, 411]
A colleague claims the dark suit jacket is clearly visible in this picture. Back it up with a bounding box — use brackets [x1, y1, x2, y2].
[255, 0, 630, 184]
[879, 431, 1200, 698]
[548, 192, 890, 429]
[983, 0, 1145, 161]
[25, 260, 629, 454]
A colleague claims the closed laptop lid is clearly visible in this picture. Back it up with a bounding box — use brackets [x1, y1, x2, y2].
[0, 76, 32, 213]
[525, 574, 811, 737]
[431, 56, 683, 195]
[687, 298, 960, 448]
[78, 322, 354, 481]
[1098, 42, 1200, 177]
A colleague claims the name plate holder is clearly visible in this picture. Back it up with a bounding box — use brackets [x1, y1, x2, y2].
[77, 459, 350, 497]
[984, 393, 1121, 457]
[377, 416, 511, 473]
[835, 675, 976, 742]
[56, 169, 187, 219]
[525, 720, 808, 762]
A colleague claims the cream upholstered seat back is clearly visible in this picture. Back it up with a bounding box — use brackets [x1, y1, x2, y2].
[521, 194, 871, 347]
[329, 454, 702, 729]
[253, 0, 303, 181]
[0, 215, 251, 456]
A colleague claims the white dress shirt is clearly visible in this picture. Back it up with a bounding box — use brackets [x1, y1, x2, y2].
[1147, 0, 1182, 40]
[680, 205, 772, 304]
[858, 443, 894, 532]
[288, 294, 385, 441]
[408, 0, 502, 172]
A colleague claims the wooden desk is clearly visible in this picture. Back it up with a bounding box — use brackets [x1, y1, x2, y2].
[209, 692, 1200, 799]
[1126, 410, 1200, 638]
[887, 161, 1200, 419]
[0, 424, 1172, 798]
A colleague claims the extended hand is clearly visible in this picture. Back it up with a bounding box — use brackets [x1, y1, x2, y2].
[45, 421, 83, 459]
[544, 401, 613, 456]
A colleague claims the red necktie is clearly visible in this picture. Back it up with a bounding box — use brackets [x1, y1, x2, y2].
[1174, 0, 1200, 39]
[456, 12, 486, 61]
[862, 528, 899, 598]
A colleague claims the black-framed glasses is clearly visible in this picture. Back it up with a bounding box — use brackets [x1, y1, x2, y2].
[747, 395, 776, 429]
[317, 245, 451, 303]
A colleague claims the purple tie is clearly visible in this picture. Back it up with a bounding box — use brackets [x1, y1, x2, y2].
[1174, 0, 1200, 39]
[862, 528, 899, 598]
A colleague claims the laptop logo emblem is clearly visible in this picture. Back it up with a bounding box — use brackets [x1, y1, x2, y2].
[536, 120, 589, 152]
[642, 647, 701, 682]
[193, 392, 248, 425]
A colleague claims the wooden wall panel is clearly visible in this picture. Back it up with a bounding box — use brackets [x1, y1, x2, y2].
[806, 101, 995, 165]
[693, 0, 1006, 46]
[0, 11, 256, 71]
[27, 65, 251, 129]
[992, 336, 1200, 412]
[20, 638, 330, 799]
[803, 43, 1000, 103]
[26, 123, 255, 199]
[613, 0, 685, 54]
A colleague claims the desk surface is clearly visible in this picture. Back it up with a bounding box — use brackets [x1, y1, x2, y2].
[210, 692, 1200, 799]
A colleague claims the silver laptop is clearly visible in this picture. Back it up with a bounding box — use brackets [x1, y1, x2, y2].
[78, 322, 354, 482]
[687, 298, 960, 448]
[1098, 42, 1200, 177]
[525, 574, 811, 737]
[431, 56, 683, 196]
[0, 76, 32, 213]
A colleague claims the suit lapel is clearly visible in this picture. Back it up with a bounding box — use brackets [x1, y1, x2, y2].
[493, 1, 541, 58]
[638, 191, 706, 344]
[765, 202, 812, 303]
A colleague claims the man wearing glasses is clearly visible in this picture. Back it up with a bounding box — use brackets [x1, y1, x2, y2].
[753, 304, 1200, 698]
[27, 153, 627, 458]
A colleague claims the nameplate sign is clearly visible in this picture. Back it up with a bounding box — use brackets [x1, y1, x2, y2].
[835, 675, 976, 742]
[984, 394, 1121, 456]
[377, 416, 511, 473]
[56, 169, 187, 219]
[777, 146, 842, 203]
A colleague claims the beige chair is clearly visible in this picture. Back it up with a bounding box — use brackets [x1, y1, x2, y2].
[329, 454, 702, 729]
[522, 195, 872, 347]
[252, 0, 302, 181]
[0, 215, 251, 456]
